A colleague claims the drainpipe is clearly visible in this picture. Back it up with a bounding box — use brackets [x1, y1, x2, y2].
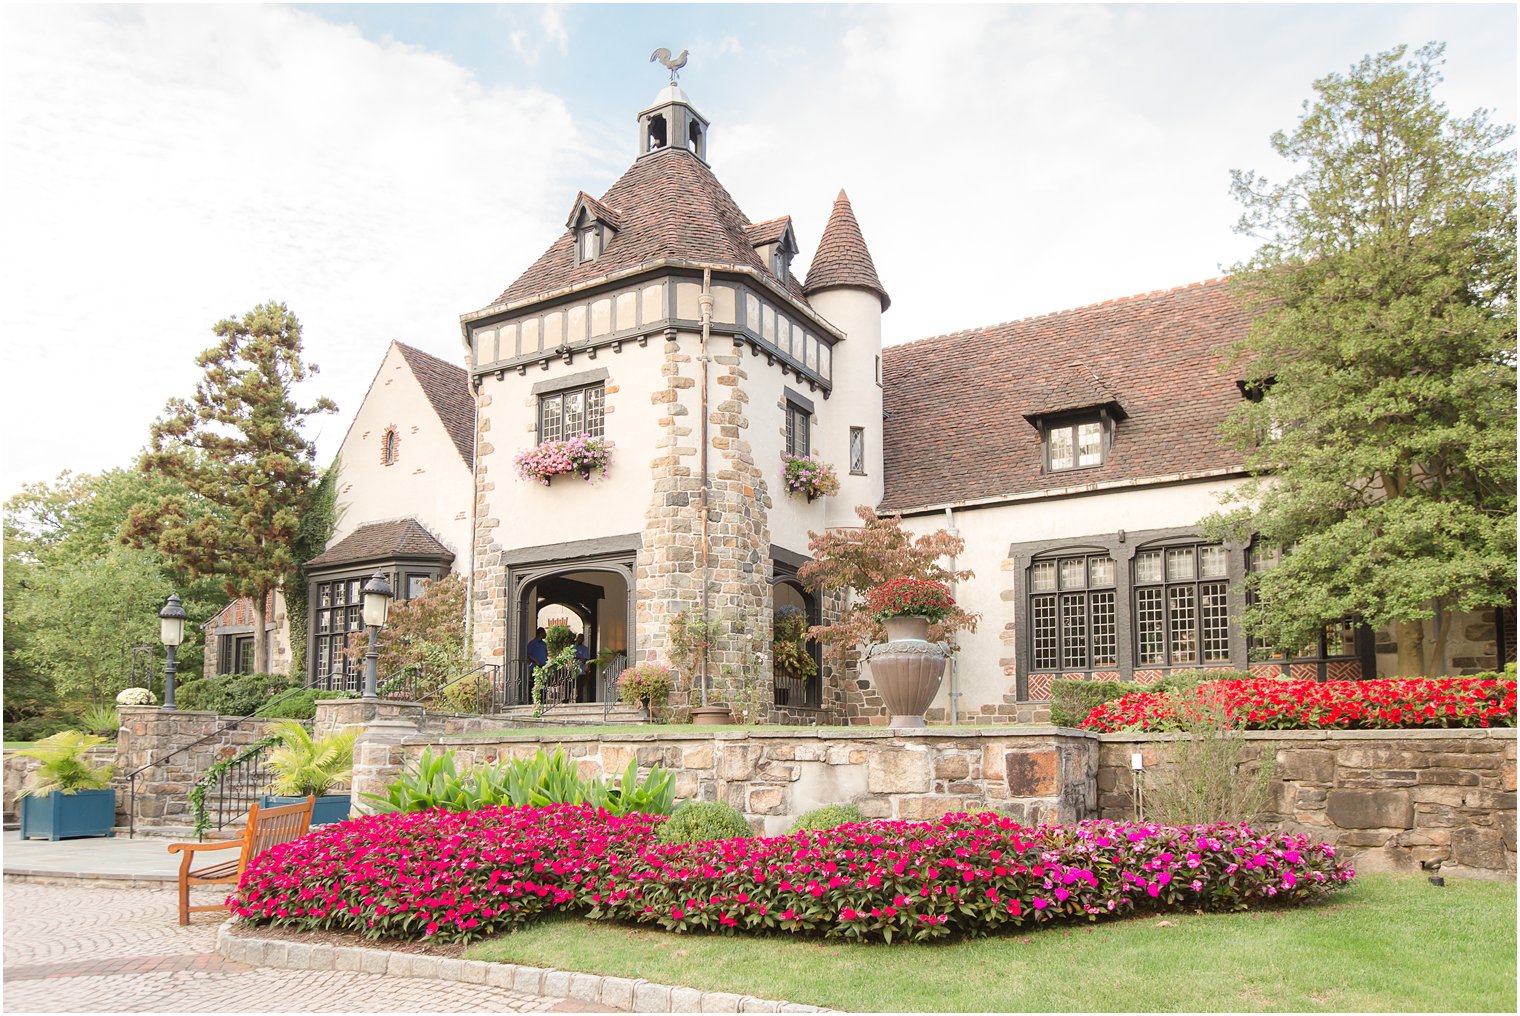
[944, 505, 961, 726]
[698, 269, 714, 705]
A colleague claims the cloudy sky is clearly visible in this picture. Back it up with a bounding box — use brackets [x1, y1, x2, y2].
[1, 3, 1514, 496]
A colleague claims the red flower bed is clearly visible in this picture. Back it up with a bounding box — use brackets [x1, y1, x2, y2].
[232, 806, 1353, 945]
[1079, 677, 1517, 733]
[865, 579, 956, 623]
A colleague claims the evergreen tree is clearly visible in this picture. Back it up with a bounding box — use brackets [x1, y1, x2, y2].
[125, 303, 336, 673]
[1210, 43, 1516, 675]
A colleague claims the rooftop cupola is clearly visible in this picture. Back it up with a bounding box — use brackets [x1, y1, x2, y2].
[638, 82, 709, 162]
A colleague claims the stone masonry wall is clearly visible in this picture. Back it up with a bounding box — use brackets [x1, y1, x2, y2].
[1096, 729, 1517, 877]
[116, 706, 281, 831]
[350, 727, 1098, 836]
[638, 332, 774, 719]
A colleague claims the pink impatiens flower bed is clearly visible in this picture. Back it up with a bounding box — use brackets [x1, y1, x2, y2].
[231, 806, 1353, 945]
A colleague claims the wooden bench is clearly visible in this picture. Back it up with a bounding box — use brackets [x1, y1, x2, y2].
[166, 795, 315, 925]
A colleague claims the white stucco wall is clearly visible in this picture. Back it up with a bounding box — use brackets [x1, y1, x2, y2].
[897, 475, 1255, 717]
[474, 339, 671, 552]
[807, 286, 885, 532]
[331, 343, 474, 563]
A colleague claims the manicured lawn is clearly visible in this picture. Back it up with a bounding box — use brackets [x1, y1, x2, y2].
[2, 742, 36, 749]
[464, 874, 1517, 1012]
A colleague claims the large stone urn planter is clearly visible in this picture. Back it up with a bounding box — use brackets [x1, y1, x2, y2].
[865, 615, 949, 727]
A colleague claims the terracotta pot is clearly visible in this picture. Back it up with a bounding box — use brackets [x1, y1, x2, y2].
[691, 705, 733, 725]
[865, 625, 948, 728]
[884, 615, 930, 642]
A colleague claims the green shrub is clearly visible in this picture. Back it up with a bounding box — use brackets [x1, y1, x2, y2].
[656, 801, 753, 844]
[176, 672, 297, 716]
[441, 672, 494, 713]
[788, 803, 864, 834]
[1152, 668, 1248, 694]
[1049, 679, 1129, 727]
[255, 687, 354, 720]
[78, 704, 120, 736]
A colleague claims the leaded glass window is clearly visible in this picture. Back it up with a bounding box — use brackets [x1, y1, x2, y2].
[1045, 418, 1107, 472]
[1135, 542, 1234, 666]
[785, 402, 810, 457]
[849, 427, 865, 474]
[539, 383, 605, 443]
[1030, 552, 1117, 671]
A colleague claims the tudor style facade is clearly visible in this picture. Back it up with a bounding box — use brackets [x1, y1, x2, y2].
[206, 79, 1514, 718]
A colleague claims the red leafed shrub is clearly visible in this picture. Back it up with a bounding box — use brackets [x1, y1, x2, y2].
[232, 806, 1352, 945]
[864, 578, 956, 624]
[1079, 678, 1517, 733]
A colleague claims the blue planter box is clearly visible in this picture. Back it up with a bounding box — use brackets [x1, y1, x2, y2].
[19, 789, 116, 841]
[261, 793, 351, 826]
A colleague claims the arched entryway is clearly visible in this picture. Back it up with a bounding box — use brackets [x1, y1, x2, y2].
[511, 566, 631, 706]
[771, 577, 823, 709]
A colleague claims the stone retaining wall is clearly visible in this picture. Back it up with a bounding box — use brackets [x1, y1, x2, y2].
[1096, 729, 1517, 877]
[116, 707, 282, 830]
[349, 723, 1097, 835]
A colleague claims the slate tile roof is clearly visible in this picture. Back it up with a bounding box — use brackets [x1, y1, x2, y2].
[487, 147, 806, 309]
[803, 190, 890, 310]
[879, 278, 1251, 513]
[395, 342, 474, 466]
[305, 519, 455, 570]
[1022, 362, 1125, 421]
[569, 191, 624, 230]
[742, 215, 793, 247]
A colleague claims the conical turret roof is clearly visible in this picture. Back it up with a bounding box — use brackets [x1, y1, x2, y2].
[803, 189, 889, 310]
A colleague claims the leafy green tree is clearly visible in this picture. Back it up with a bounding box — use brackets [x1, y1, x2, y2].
[125, 303, 337, 673]
[1210, 43, 1516, 676]
[4, 468, 224, 717]
[283, 464, 343, 681]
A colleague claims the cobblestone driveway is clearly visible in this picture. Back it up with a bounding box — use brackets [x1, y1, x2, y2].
[2, 881, 578, 1012]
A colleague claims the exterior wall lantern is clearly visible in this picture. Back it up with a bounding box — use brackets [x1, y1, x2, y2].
[360, 571, 395, 701]
[157, 593, 188, 710]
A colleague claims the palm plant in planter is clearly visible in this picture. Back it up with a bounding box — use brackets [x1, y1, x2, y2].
[16, 731, 117, 840]
[261, 720, 357, 826]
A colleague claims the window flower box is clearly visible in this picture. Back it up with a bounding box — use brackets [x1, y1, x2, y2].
[781, 454, 839, 502]
[515, 434, 614, 486]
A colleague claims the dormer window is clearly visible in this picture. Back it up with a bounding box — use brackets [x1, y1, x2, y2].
[578, 226, 601, 263]
[1045, 417, 1106, 472]
[772, 245, 792, 279]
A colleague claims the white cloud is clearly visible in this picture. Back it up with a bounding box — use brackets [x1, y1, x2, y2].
[0, 5, 590, 494]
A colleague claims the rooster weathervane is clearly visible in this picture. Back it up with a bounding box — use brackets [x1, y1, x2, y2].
[650, 47, 689, 82]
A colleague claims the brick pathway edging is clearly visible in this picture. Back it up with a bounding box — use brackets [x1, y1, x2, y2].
[216, 922, 833, 1013]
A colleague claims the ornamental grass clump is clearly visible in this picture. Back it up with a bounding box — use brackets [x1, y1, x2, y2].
[233, 806, 1354, 946]
[515, 435, 614, 486]
[1080, 676, 1517, 732]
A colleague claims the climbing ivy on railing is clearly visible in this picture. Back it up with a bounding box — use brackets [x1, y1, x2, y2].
[531, 647, 580, 718]
[187, 734, 280, 840]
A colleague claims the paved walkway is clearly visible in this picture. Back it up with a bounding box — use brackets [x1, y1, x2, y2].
[3, 829, 182, 882]
[1, 882, 588, 1012]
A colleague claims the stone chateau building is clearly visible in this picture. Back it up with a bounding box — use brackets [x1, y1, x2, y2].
[206, 82, 1515, 722]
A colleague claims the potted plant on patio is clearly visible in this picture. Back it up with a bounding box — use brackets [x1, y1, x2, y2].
[863, 578, 958, 728]
[16, 731, 117, 840]
[617, 663, 674, 716]
[260, 720, 357, 826]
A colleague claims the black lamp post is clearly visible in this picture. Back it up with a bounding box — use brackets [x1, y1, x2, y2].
[360, 571, 394, 701]
[158, 593, 188, 710]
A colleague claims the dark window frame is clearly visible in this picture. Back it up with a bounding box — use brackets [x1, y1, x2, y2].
[1245, 541, 1362, 667]
[1043, 414, 1108, 473]
[1132, 542, 1233, 668]
[538, 381, 606, 444]
[785, 401, 811, 457]
[1027, 552, 1118, 673]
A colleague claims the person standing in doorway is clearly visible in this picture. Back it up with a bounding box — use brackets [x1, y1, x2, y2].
[573, 631, 592, 702]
